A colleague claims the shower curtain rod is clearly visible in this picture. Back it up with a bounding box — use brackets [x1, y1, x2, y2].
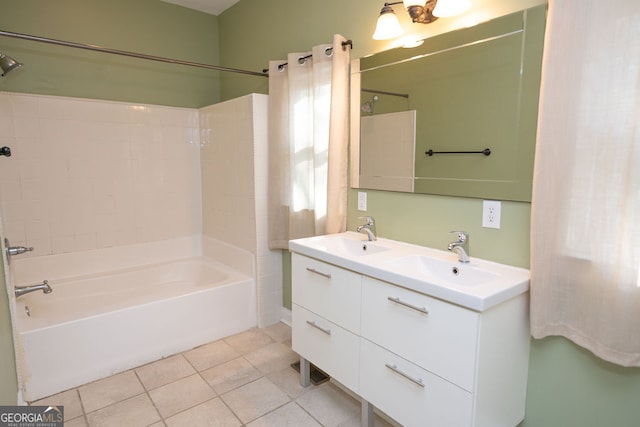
[0, 29, 268, 77]
[264, 39, 353, 73]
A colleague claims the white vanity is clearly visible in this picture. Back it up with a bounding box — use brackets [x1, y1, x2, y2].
[289, 232, 530, 427]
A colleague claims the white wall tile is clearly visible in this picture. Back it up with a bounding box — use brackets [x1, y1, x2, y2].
[0, 93, 202, 255]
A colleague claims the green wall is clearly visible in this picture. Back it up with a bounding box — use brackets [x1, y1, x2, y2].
[218, 1, 640, 426]
[0, 1, 638, 424]
[0, 0, 221, 107]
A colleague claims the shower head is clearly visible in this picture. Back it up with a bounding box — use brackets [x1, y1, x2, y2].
[361, 95, 379, 114]
[0, 53, 22, 77]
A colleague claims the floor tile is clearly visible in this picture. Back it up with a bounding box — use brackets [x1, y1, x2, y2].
[245, 342, 299, 375]
[296, 383, 361, 427]
[247, 402, 321, 427]
[335, 415, 396, 427]
[183, 339, 241, 371]
[201, 356, 263, 395]
[221, 377, 290, 424]
[85, 393, 160, 427]
[262, 322, 292, 343]
[148, 374, 216, 418]
[266, 366, 316, 399]
[65, 417, 88, 427]
[79, 370, 144, 413]
[165, 397, 242, 427]
[32, 388, 83, 420]
[224, 328, 275, 355]
[135, 354, 196, 390]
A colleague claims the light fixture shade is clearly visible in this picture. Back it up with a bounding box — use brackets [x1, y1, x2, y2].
[433, 0, 471, 17]
[373, 7, 405, 40]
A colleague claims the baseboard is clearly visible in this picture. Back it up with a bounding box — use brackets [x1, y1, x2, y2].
[281, 307, 292, 326]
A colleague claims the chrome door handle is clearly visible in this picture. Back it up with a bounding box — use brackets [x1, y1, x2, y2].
[387, 296, 429, 315]
[306, 267, 331, 279]
[306, 320, 331, 335]
[385, 363, 425, 388]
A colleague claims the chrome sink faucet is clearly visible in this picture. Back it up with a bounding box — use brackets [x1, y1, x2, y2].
[356, 216, 377, 241]
[15, 280, 52, 298]
[448, 231, 470, 263]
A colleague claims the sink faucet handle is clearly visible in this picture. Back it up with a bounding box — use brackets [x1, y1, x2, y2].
[449, 230, 468, 242]
[359, 216, 375, 225]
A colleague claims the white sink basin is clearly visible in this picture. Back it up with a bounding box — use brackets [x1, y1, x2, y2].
[298, 234, 391, 257]
[289, 231, 530, 311]
[387, 255, 501, 287]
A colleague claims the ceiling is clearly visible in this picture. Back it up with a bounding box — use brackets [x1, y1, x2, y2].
[160, 0, 240, 16]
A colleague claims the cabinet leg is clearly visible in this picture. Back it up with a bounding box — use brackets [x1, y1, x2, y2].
[299, 357, 311, 387]
[361, 399, 374, 427]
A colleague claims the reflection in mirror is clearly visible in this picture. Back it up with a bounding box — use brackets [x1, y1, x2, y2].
[360, 110, 416, 192]
[351, 5, 547, 202]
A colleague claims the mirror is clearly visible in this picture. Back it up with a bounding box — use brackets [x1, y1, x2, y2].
[350, 5, 547, 202]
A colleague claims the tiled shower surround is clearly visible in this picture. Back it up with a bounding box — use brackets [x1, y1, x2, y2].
[0, 93, 202, 254]
[0, 92, 281, 326]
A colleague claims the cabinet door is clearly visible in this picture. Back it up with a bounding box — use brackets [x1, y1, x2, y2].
[292, 304, 360, 392]
[360, 338, 472, 427]
[292, 254, 362, 334]
[361, 277, 479, 391]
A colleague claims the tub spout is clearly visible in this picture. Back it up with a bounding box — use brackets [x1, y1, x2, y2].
[15, 280, 52, 298]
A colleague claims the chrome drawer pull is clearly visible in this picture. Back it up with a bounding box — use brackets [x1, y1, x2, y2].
[306, 320, 331, 335]
[306, 267, 331, 279]
[385, 363, 425, 388]
[387, 296, 429, 315]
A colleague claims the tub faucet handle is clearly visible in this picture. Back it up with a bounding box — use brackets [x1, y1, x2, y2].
[5, 238, 34, 259]
[7, 245, 34, 256]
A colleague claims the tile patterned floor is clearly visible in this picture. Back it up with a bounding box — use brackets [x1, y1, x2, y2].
[31, 323, 396, 427]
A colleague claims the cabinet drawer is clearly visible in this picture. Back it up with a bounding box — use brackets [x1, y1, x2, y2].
[292, 304, 360, 392]
[361, 277, 479, 391]
[360, 338, 472, 427]
[292, 254, 362, 333]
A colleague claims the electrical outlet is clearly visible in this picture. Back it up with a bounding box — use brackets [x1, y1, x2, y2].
[482, 200, 501, 229]
[358, 192, 367, 211]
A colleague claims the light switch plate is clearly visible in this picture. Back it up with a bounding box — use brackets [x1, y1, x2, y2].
[482, 200, 501, 229]
[358, 192, 367, 211]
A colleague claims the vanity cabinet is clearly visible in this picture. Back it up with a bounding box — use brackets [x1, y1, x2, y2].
[291, 253, 530, 427]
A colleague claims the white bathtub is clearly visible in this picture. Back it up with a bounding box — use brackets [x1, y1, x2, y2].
[10, 237, 257, 402]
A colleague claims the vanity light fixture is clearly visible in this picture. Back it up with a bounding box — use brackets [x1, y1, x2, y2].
[0, 52, 22, 77]
[372, 0, 471, 40]
[372, 3, 405, 40]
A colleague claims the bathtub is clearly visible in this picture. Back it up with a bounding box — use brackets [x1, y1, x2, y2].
[10, 237, 257, 402]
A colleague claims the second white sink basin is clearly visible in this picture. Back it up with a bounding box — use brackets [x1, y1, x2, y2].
[387, 255, 501, 287]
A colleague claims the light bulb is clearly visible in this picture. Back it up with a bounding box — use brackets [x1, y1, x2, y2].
[433, 0, 471, 17]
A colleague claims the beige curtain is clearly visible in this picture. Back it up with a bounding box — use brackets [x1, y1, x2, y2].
[530, 0, 640, 366]
[268, 35, 350, 249]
